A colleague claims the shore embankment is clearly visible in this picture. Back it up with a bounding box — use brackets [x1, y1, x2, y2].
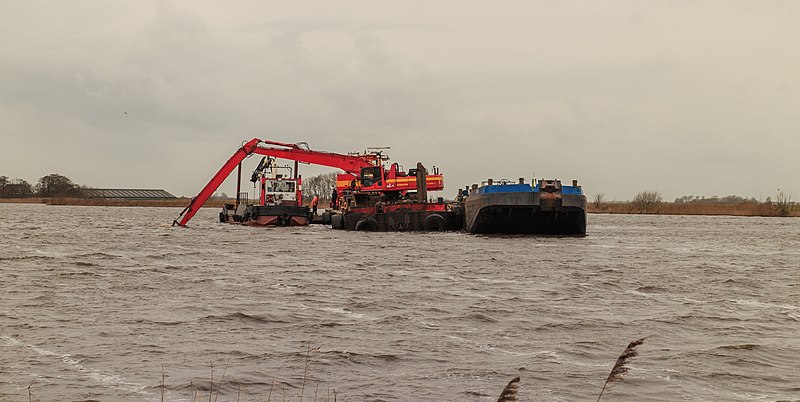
[0, 197, 228, 208]
[1, 198, 796, 217]
[588, 202, 798, 217]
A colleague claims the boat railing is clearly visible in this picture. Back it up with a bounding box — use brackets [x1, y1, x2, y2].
[480, 178, 516, 186]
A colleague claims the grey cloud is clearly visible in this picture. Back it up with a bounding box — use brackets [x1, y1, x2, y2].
[1, 0, 798, 201]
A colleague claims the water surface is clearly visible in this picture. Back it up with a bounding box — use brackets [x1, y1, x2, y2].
[1, 204, 798, 401]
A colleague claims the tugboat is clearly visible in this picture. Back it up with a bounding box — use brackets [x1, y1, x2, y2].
[462, 178, 586, 235]
[220, 156, 310, 226]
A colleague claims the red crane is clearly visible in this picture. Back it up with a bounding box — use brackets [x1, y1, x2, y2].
[173, 138, 444, 226]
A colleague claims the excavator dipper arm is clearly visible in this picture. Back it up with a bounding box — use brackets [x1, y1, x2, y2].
[173, 138, 261, 226]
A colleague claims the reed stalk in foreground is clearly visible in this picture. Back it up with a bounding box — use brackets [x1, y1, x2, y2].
[596, 337, 647, 402]
[496, 376, 520, 402]
[300, 342, 321, 402]
[28, 382, 38, 402]
[206, 361, 215, 402]
[213, 352, 233, 402]
[161, 365, 165, 402]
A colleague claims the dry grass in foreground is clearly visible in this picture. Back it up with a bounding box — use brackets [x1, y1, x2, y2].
[23, 339, 647, 401]
[493, 337, 646, 402]
[161, 344, 335, 402]
[154, 339, 646, 402]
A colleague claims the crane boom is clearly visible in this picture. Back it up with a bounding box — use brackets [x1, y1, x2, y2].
[174, 138, 428, 227]
[252, 140, 376, 175]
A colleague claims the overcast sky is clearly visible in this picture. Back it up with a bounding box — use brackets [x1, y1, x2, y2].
[1, 1, 798, 200]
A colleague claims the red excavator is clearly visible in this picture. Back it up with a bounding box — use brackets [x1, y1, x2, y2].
[173, 138, 448, 228]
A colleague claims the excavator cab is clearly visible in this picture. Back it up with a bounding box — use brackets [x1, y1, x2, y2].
[360, 166, 384, 188]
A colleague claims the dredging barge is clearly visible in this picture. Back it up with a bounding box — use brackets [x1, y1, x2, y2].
[461, 178, 587, 235]
[173, 138, 461, 231]
[173, 138, 584, 235]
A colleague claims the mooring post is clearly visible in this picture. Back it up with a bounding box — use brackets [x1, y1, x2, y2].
[416, 162, 428, 203]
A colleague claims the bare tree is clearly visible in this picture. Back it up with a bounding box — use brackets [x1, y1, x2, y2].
[302, 172, 337, 202]
[775, 189, 793, 216]
[631, 191, 663, 213]
[593, 192, 605, 209]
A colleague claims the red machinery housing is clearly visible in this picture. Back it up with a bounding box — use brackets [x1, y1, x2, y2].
[219, 155, 309, 226]
[173, 138, 450, 229]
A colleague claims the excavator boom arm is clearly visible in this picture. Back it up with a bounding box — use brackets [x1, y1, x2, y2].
[253, 146, 374, 175]
[174, 138, 379, 226]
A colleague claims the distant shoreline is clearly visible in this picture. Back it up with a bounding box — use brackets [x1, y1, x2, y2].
[589, 201, 798, 217]
[0, 198, 796, 217]
[0, 197, 227, 208]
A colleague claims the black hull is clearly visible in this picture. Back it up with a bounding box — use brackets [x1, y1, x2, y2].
[465, 192, 586, 235]
[221, 204, 310, 226]
[340, 209, 462, 232]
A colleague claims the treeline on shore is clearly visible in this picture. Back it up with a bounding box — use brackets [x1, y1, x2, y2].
[1, 171, 337, 202]
[0, 196, 230, 208]
[1, 173, 90, 198]
[588, 200, 798, 217]
[590, 190, 797, 217]
[2, 173, 795, 217]
[0, 173, 204, 208]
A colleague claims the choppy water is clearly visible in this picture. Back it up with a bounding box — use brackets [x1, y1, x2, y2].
[1, 203, 799, 401]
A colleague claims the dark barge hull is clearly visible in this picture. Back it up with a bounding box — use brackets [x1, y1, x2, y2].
[465, 186, 586, 235]
[221, 204, 310, 226]
[338, 205, 462, 231]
